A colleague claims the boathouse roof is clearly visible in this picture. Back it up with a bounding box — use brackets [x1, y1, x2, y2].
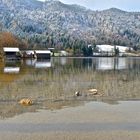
[35, 50, 51, 54]
[3, 47, 20, 52]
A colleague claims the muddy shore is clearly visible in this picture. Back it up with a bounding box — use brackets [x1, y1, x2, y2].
[0, 101, 140, 140]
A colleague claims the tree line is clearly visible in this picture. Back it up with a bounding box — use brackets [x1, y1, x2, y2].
[0, 31, 139, 57]
[0, 32, 27, 49]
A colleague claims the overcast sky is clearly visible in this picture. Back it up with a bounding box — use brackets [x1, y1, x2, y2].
[37, 0, 140, 12]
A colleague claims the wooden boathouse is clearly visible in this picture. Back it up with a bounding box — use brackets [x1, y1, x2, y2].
[3, 47, 20, 60]
[35, 50, 51, 59]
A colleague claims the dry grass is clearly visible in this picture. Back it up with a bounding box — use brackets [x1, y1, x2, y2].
[0, 66, 140, 102]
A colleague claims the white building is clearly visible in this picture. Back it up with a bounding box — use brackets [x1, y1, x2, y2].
[35, 50, 51, 59]
[3, 47, 20, 59]
[96, 45, 132, 56]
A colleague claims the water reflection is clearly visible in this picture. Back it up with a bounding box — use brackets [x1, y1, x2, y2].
[3, 60, 21, 74]
[4, 67, 20, 74]
[81, 57, 140, 71]
[52, 57, 140, 71]
[25, 59, 36, 67]
[1, 57, 140, 73]
[35, 60, 51, 68]
[97, 57, 127, 70]
[25, 59, 52, 68]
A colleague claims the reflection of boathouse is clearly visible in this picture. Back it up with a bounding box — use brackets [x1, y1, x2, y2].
[4, 67, 20, 74]
[25, 59, 51, 68]
[35, 50, 51, 59]
[97, 58, 127, 70]
[35, 60, 51, 68]
[3, 47, 20, 60]
[3, 60, 20, 74]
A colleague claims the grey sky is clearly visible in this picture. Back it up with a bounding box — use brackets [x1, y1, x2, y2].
[38, 0, 140, 11]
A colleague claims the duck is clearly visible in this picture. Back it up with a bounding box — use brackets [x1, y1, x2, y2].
[88, 89, 98, 95]
[75, 91, 81, 96]
[19, 98, 33, 106]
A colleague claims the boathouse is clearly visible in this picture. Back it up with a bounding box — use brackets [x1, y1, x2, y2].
[24, 50, 35, 58]
[3, 47, 20, 60]
[35, 50, 51, 59]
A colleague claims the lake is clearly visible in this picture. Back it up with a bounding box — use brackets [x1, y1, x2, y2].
[0, 57, 140, 140]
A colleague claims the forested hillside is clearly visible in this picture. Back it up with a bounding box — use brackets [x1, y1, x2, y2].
[0, 0, 140, 50]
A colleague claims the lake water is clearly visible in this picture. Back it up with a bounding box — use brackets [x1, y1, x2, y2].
[0, 57, 140, 119]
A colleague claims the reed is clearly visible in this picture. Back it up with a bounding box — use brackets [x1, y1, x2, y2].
[0, 66, 140, 102]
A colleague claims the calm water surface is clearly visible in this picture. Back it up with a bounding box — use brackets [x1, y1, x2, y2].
[0, 57, 140, 119]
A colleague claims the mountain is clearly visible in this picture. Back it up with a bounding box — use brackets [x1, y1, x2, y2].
[0, 0, 140, 48]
